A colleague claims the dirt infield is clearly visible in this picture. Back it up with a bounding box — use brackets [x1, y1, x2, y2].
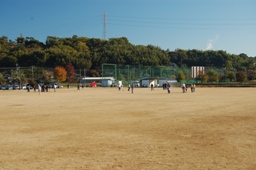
[0, 87, 255, 169]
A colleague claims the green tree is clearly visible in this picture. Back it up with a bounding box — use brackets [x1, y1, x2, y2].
[247, 70, 256, 80]
[207, 69, 219, 82]
[195, 70, 208, 83]
[236, 71, 247, 82]
[0, 55, 17, 67]
[18, 50, 48, 67]
[176, 49, 188, 67]
[32, 67, 45, 80]
[176, 70, 185, 82]
[225, 60, 233, 71]
[27, 79, 37, 88]
[41, 70, 52, 84]
[0, 73, 6, 85]
[89, 70, 100, 77]
[226, 71, 235, 82]
[12, 69, 27, 88]
[1, 35, 256, 74]
[118, 74, 125, 81]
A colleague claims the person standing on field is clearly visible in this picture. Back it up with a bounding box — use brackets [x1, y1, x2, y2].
[118, 83, 121, 91]
[54, 84, 56, 92]
[191, 84, 194, 93]
[131, 83, 134, 94]
[151, 83, 154, 91]
[38, 84, 41, 95]
[167, 83, 170, 94]
[182, 83, 186, 93]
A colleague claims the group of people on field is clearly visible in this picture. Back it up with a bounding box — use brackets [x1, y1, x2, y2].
[117, 83, 135, 93]
[182, 83, 196, 93]
[37, 84, 57, 95]
[162, 83, 171, 93]
[127, 83, 134, 93]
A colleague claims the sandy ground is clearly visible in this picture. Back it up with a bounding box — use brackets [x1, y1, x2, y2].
[0, 87, 255, 170]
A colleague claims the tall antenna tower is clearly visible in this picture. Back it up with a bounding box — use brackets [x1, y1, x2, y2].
[103, 12, 108, 40]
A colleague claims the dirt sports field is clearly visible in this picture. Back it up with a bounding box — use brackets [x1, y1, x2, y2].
[0, 87, 255, 170]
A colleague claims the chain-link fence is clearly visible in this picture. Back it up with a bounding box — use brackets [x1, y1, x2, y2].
[102, 64, 227, 85]
[102, 64, 176, 80]
[0, 64, 226, 86]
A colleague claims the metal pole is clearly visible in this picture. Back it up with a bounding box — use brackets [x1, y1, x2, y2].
[16, 63, 21, 89]
[128, 65, 130, 82]
[32, 65, 34, 80]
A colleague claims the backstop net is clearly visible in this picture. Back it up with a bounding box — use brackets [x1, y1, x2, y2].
[101, 63, 226, 85]
[102, 64, 177, 85]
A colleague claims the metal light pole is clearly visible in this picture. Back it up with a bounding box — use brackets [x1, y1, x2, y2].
[16, 63, 21, 89]
[126, 65, 130, 83]
[32, 65, 34, 80]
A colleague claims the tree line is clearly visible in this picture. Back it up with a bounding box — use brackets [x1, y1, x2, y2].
[0, 35, 256, 84]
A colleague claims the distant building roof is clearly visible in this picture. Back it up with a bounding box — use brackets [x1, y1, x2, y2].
[140, 77, 158, 80]
[82, 77, 115, 81]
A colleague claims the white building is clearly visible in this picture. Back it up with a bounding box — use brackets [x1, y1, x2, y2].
[81, 77, 115, 87]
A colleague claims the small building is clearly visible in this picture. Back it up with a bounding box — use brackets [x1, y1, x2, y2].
[131, 81, 140, 87]
[102, 79, 113, 87]
[81, 77, 115, 87]
[159, 78, 177, 87]
[115, 80, 122, 87]
[140, 78, 157, 87]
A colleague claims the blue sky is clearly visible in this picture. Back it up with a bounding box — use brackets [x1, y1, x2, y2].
[1, 0, 255, 57]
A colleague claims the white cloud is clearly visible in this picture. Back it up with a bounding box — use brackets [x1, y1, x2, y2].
[206, 35, 219, 50]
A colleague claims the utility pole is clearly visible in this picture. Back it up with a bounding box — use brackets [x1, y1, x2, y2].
[103, 12, 107, 40]
[16, 63, 21, 89]
[32, 65, 34, 80]
[80, 68, 81, 79]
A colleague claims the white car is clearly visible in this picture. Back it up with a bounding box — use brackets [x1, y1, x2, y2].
[12, 85, 20, 90]
[22, 85, 27, 90]
[56, 84, 63, 88]
[51, 84, 63, 88]
[22, 84, 32, 90]
[132, 81, 140, 87]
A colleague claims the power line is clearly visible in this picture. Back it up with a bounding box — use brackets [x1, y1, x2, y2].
[107, 15, 256, 30]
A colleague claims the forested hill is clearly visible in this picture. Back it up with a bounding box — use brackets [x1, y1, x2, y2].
[0, 35, 255, 71]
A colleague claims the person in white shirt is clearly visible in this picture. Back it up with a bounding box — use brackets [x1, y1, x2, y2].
[182, 83, 186, 93]
[38, 84, 41, 95]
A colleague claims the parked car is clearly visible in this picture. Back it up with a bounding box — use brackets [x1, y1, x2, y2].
[52, 84, 63, 88]
[57, 84, 63, 88]
[21, 84, 33, 90]
[0, 85, 5, 90]
[5, 85, 13, 90]
[12, 85, 20, 90]
[50, 84, 56, 89]
[27, 84, 33, 89]
[131, 81, 140, 87]
[21, 85, 27, 90]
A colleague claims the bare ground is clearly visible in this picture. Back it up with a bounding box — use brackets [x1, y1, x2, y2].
[0, 87, 255, 170]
